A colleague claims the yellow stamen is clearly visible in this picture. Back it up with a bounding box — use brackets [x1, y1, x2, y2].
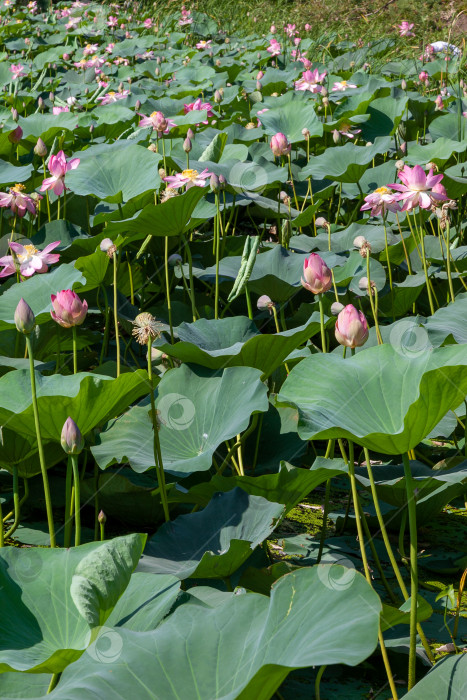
[17, 244, 39, 262]
[374, 186, 391, 195]
[181, 169, 199, 180]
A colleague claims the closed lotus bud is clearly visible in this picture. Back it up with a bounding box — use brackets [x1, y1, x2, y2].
[135, 99, 141, 110]
[8, 125, 22, 143]
[335, 304, 369, 348]
[183, 137, 192, 153]
[38, 96, 44, 109]
[322, 97, 329, 107]
[301, 253, 332, 295]
[60, 417, 84, 455]
[256, 80, 262, 91]
[332, 129, 340, 144]
[168, 253, 182, 267]
[214, 89, 222, 103]
[210, 173, 220, 193]
[155, 67, 160, 77]
[49, 92, 55, 102]
[321, 87, 328, 97]
[84, 87, 89, 95]
[331, 301, 344, 316]
[401, 79, 407, 90]
[63, 53, 70, 61]
[148, 143, 158, 152]
[89, 124, 94, 134]
[98, 510, 107, 524]
[11, 107, 18, 121]
[34, 137, 47, 157]
[270, 132, 291, 157]
[14, 298, 36, 334]
[257, 70, 264, 80]
[187, 127, 195, 140]
[395, 159, 405, 170]
[218, 174, 226, 190]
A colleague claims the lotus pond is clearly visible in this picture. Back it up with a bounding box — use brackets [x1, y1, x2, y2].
[0, 2, 467, 699]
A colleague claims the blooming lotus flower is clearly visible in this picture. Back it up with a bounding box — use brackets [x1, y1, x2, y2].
[398, 21, 415, 37]
[0, 240, 60, 278]
[0, 184, 40, 218]
[196, 39, 212, 50]
[50, 289, 88, 328]
[40, 150, 79, 197]
[294, 68, 326, 93]
[74, 58, 88, 70]
[163, 168, 212, 190]
[107, 15, 118, 27]
[270, 132, 291, 157]
[138, 111, 176, 134]
[331, 80, 358, 91]
[419, 71, 429, 81]
[9, 64, 26, 79]
[96, 90, 130, 105]
[360, 186, 401, 217]
[335, 304, 369, 348]
[435, 94, 445, 110]
[52, 105, 70, 115]
[301, 253, 332, 295]
[334, 121, 362, 140]
[389, 165, 448, 211]
[83, 43, 98, 56]
[183, 98, 214, 125]
[105, 43, 115, 53]
[267, 39, 281, 56]
[143, 18, 152, 28]
[179, 6, 193, 25]
[284, 23, 296, 37]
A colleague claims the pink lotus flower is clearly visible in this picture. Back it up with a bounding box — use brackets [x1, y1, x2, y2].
[183, 98, 213, 125]
[331, 80, 357, 91]
[435, 94, 444, 110]
[333, 121, 362, 140]
[398, 21, 415, 37]
[0, 184, 40, 218]
[270, 132, 291, 157]
[389, 165, 448, 211]
[294, 68, 326, 93]
[143, 18, 152, 28]
[335, 304, 369, 348]
[53, 105, 70, 115]
[138, 111, 176, 134]
[267, 39, 281, 56]
[105, 43, 115, 53]
[86, 55, 106, 68]
[305, 23, 311, 31]
[50, 289, 88, 328]
[284, 23, 296, 37]
[9, 64, 26, 79]
[164, 168, 212, 190]
[0, 240, 60, 278]
[40, 150, 80, 197]
[74, 58, 88, 70]
[196, 39, 212, 50]
[361, 186, 401, 217]
[83, 43, 98, 56]
[96, 90, 130, 105]
[107, 15, 118, 28]
[179, 6, 193, 26]
[301, 253, 332, 294]
[419, 71, 429, 81]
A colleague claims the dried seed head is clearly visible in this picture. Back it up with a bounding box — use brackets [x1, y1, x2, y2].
[132, 313, 163, 345]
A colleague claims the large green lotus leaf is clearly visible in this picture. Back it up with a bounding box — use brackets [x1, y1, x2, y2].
[299, 137, 392, 183]
[0, 535, 145, 674]
[65, 145, 162, 204]
[0, 163, 33, 186]
[0, 369, 149, 441]
[105, 186, 206, 241]
[0, 427, 63, 478]
[154, 314, 326, 377]
[36, 566, 380, 700]
[403, 655, 467, 699]
[405, 138, 467, 167]
[443, 162, 467, 199]
[16, 113, 90, 140]
[258, 99, 323, 141]
[195, 245, 339, 303]
[142, 488, 285, 579]
[429, 113, 466, 142]
[361, 95, 408, 140]
[105, 572, 181, 631]
[0, 262, 85, 331]
[173, 460, 348, 511]
[424, 293, 467, 345]
[92, 365, 269, 477]
[278, 344, 467, 453]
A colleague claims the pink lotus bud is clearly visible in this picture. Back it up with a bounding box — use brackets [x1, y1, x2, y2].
[183, 136, 192, 153]
[60, 417, 84, 455]
[152, 111, 168, 132]
[270, 25, 276, 33]
[63, 53, 70, 60]
[335, 304, 369, 348]
[213, 89, 222, 103]
[210, 173, 220, 192]
[257, 70, 264, 80]
[270, 132, 291, 157]
[301, 253, 332, 295]
[34, 137, 47, 157]
[98, 510, 107, 524]
[305, 23, 311, 31]
[50, 289, 88, 328]
[14, 298, 35, 334]
[8, 125, 22, 143]
[187, 127, 195, 140]
[419, 71, 429, 81]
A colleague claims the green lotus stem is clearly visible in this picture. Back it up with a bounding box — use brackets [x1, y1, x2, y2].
[94, 463, 100, 541]
[0, 496, 3, 547]
[358, 492, 397, 604]
[56, 195, 60, 221]
[402, 451, 419, 690]
[236, 433, 245, 476]
[348, 442, 399, 700]
[100, 287, 110, 365]
[42, 158, 51, 223]
[417, 210, 435, 316]
[443, 220, 455, 303]
[365, 252, 383, 345]
[215, 193, 220, 319]
[181, 234, 198, 322]
[245, 285, 253, 320]
[25, 334, 56, 548]
[318, 294, 327, 352]
[251, 413, 263, 473]
[3, 478, 28, 524]
[126, 251, 135, 306]
[164, 238, 174, 343]
[315, 665, 326, 700]
[47, 672, 60, 694]
[3, 465, 21, 540]
[287, 153, 299, 211]
[71, 454, 81, 546]
[71, 325, 78, 374]
[112, 250, 121, 377]
[317, 440, 334, 564]
[363, 448, 434, 663]
[64, 456, 73, 548]
[147, 337, 170, 522]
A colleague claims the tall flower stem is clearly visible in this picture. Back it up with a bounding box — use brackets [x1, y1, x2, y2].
[71, 454, 81, 546]
[164, 238, 174, 342]
[3, 466, 21, 540]
[417, 211, 435, 316]
[316, 440, 334, 563]
[72, 325, 78, 374]
[147, 338, 170, 522]
[64, 456, 73, 548]
[365, 253, 383, 344]
[318, 293, 327, 352]
[181, 234, 197, 322]
[112, 250, 120, 377]
[0, 498, 3, 547]
[402, 451, 419, 690]
[348, 442, 399, 700]
[214, 193, 220, 319]
[42, 158, 51, 223]
[25, 334, 56, 548]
